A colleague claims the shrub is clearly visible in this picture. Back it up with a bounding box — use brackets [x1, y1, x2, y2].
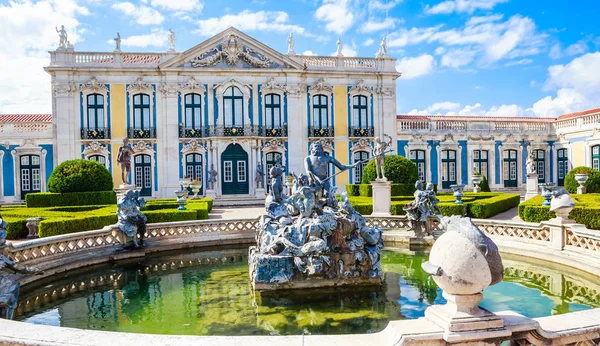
[26, 191, 117, 208]
[48, 159, 113, 193]
[480, 175, 491, 192]
[469, 194, 520, 218]
[519, 194, 600, 229]
[564, 166, 600, 194]
[361, 155, 419, 184]
[346, 183, 436, 197]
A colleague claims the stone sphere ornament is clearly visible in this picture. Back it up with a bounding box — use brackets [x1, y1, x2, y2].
[422, 216, 504, 295]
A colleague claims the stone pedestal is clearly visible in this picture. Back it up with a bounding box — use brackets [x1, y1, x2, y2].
[114, 184, 140, 201]
[371, 180, 391, 216]
[255, 188, 266, 199]
[26, 217, 44, 239]
[425, 292, 509, 342]
[524, 173, 538, 201]
[577, 185, 587, 194]
[205, 189, 217, 199]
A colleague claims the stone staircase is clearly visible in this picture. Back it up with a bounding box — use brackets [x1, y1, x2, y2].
[213, 194, 265, 207]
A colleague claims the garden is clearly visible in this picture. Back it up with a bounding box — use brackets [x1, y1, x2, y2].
[1, 159, 212, 240]
[345, 155, 520, 218]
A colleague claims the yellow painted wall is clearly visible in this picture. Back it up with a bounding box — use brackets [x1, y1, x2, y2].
[333, 86, 349, 186]
[111, 84, 126, 188]
[572, 142, 585, 167]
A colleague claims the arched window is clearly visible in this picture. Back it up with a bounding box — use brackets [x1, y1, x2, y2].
[410, 150, 426, 182]
[20, 155, 41, 200]
[534, 149, 545, 183]
[312, 95, 328, 128]
[89, 155, 106, 167]
[441, 149, 457, 189]
[133, 94, 151, 130]
[87, 94, 104, 130]
[352, 95, 368, 129]
[503, 150, 518, 187]
[184, 93, 202, 129]
[557, 149, 568, 186]
[223, 87, 243, 127]
[265, 94, 281, 129]
[353, 151, 369, 183]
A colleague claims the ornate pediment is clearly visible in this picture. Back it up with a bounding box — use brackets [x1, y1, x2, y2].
[80, 77, 108, 93]
[159, 28, 303, 70]
[308, 78, 333, 94]
[127, 77, 153, 94]
[349, 80, 372, 94]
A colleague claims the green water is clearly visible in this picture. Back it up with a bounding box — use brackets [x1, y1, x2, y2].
[15, 246, 600, 335]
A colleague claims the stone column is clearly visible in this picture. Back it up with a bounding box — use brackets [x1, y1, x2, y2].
[53, 83, 77, 164]
[159, 84, 181, 198]
[286, 85, 305, 174]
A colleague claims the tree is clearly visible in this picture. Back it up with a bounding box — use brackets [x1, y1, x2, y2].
[564, 166, 600, 194]
[48, 159, 113, 193]
[361, 155, 419, 184]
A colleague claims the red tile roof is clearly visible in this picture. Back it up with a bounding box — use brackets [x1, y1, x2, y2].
[556, 108, 600, 120]
[0, 114, 52, 122]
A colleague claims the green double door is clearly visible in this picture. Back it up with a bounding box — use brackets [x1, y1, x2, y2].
[221, 144, 249, 195]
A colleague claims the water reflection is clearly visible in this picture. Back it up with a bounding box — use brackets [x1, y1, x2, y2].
[14, 247, 600, 336]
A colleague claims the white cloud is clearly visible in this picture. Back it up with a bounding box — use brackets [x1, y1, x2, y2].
[359, 17, 403, 33]
[504, 58, 533, 66]
[407, 102, 531, 117]
[0, 0, 89, 113]
[368, 0, 402, 11]
[112, 2, 164, 25]
[434, 46, 446, 55]
[407, 102, 460, 115]
[195, 10, 305, 36]
[565, 40, 588, 56]
[315, 0, 355, 35]
[425, 0, 509, 15]
[549, 43, 561, 59]
[363, 38, 375, 46]
[109, 29, 168, 48]
[544, 52, 600, 92]
[531, 89, 586, 117]
[440, 48, 477, 68]
[150, 0, 203, 12]
[387, 14, 546, 67]
[303, 50, 317, 56]
[396, 54, 436, 79]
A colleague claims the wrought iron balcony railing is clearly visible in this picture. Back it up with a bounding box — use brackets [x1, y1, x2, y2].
[80, 127, 111, 140]
[348, 126, 374, 137]
[263, 125, 288, 137]
[179, 125, 206, 138]
[309, 126, 334, 137]
[127, 127, 156, 139]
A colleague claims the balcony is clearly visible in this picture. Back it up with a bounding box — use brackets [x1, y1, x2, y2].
[179, 125, 206, 138]
[309, 126, 334, 137]
[348, 126, 374, 137]
[263, 125, 288, 137]
[127, 127, 156, 139]
[80, 127, 111, 140]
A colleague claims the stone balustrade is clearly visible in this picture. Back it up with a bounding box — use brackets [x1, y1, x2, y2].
[0, 122, 53, 140]
[397, 116, 553, 135]
[51, 51, 171, 67]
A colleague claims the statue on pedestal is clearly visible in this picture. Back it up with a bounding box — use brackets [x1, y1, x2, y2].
[114, 32, 121, 52]
[526, 151, 536, 175]
[168, 29, 176, 51]
[117, 138, 135, 185]
[0, 215, 43, 319]
[403, 181, 434, 235]
[207, 164, 218, 190]
[376, 36, 388, 58]
[287, 33, 295, 54]
[255, 162, 265, 189]
[116, 190, 147, 249]
[56, 25, 68, 48]
[373, 134, 392, 181]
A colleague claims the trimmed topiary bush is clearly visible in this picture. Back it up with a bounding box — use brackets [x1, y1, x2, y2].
[480, 175, 491, 192]
[26, 191, 117, 208]
[48, 159, 113, 193]
[519, 194, 600, 229]
[564, 166, 600, 194]
[361, 155, 419, 184]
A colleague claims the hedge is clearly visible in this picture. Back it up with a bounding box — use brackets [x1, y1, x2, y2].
[564, 166, 600, 194]
[26, 191, 117, 208]
[2, 197, 213, 239]
[347, 192, 519, 219]
[519, 194, 600, 229]
[346, 183, 437, 197]
[48, 159, 113, 193]
[361, 155, 419, 184]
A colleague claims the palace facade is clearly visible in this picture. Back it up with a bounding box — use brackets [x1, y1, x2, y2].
[1, 28, 600, 204]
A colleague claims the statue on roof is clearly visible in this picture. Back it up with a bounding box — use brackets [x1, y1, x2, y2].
[56, 25, 68, 49]
[168, 29, 176, 52]
[336, 38, 343, 57]
[287, 33, 295, 55]
[376, 36, 388, 58]
[114, 32, 121, 52]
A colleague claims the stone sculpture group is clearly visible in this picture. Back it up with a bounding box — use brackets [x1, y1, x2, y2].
[403, 181, 442, 235]
[115, 190, 147, 249]
[249, 141, 384, 289]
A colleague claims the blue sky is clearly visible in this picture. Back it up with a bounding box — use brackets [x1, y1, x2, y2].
[1, 0, 599, 117]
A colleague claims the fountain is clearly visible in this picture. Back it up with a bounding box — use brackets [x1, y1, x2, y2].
[249, 141, 384, 289]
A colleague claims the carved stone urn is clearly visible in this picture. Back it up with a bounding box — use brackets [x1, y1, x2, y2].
[190, 182, 201, 199]
[471, 174, 482, 193]
[26, 217, 44, 239]
[450, 184, 466, 205]
[174, 190, 188, 210]
[539, 183, 555, 207]
[575, 173, 589, 194]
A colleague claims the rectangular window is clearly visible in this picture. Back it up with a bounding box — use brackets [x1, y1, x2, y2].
[135, 167, 143, 188]
[186, 166, 194, 177]
[442, 162, 448, 181]
[594, 159, 599, 171]
[32, 169, 41, 190]
[417, 163, 425, 182]
[558, 163, 564, 179]
[21, 170, 30, 191]
[510, 161, 517, 180]
[481, 162, 487, 178]
[474, 150, 480, 159]
[195, 166, 202, 181]
[503, 161, 509, 180]
[538, 161, 545, 180]
[481, 151, 487, 159]
[21, 156, 29, 165]
[409, 151, 416, 160]
[224, 161, 233, 182]
[31, 156, 40, 165]
[594, 147, 599, 155]
[238, 161, 246, 182]
[144, 167, 152, 188]
[449, 162, 456, 181]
